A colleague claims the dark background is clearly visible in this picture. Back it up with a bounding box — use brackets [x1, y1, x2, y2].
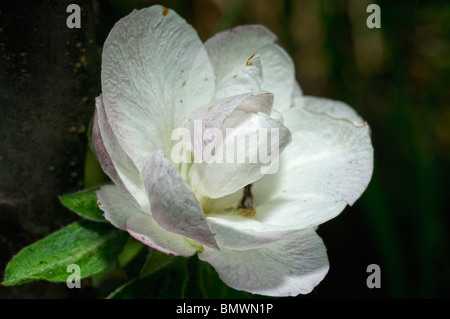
[0, 0, 449, 299]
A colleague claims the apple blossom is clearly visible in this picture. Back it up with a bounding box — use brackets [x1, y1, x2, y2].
[93, 5, 373, 296]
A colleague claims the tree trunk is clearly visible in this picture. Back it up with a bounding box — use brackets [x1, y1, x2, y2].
[0, 0, 100, 298]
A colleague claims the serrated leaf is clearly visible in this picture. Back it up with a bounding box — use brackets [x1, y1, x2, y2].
[2, 220, 128, 286]
[59, 186, 106, 222]
[108, 257, 188, 299]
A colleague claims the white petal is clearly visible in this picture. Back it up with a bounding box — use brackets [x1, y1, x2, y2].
[204, 198, 347, 248]
[93, 96, 149, 212]
[97, 184, 200, 257]
[92, 108, 128, 197]
[258, 43, 296, 112]
[205, 25, 276, 80]
[300, 96, 367, 127]
[205, 25, 295, 111]
[101, 5, 215, 170]
[198, 228, 329, 296]
[202, 98, 372, 238]
[141, 150, 218, 249]
[96, 184, 145, 231]
[255, 101, 373, 208]
[189, 110, 292, 198]
[202, 185, 346, 250]
[126, 213, 201, 257]
[187, 92, 273, 128]
[213, 54, 263, 102]
[291, 80, 303, 107]
[206, 215, 288, 250]
[182, 92, 273, 162]
[252, 198, 347, 229]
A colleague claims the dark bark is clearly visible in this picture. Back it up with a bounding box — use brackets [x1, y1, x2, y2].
[0, 0, 100, 298]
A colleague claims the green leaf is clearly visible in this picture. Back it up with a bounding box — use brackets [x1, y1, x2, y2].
[140, 249, 174, 277]
[59, 186, 106, 222]
[118, 238, 146, 268]
[121, 244, 149, 281]
[196, 258, 230, 298]
[215, 0, 246, 32]
[2, 220, 129, 286]
[108, 257, 188, 299]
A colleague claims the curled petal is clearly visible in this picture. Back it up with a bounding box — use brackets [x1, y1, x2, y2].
[93, 96, 149, 212]
[213, 54, 263, 102]
[96, 184, 201, 257]
[96, 184, 142, 231]
[182, 92, 274, 162]
[126, 213, 201, 257]
[189, 109, 292, 198]
[205, 25, 296, 111]
[141, 150, 218, 249]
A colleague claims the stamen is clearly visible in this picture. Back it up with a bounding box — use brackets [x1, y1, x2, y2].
[238, 184, 256, 218]
[239, 184, 254, 209]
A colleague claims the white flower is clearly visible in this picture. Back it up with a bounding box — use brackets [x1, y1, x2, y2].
[93, 5, 373, 297]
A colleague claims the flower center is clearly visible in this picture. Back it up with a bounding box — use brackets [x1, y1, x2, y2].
[237, 184, 256, 218]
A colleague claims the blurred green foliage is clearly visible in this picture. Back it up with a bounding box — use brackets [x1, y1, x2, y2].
[84, 0, 449, 298]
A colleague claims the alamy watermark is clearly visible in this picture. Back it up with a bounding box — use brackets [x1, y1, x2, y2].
[66, 4, 81, 29]
[367, 4, 381, 29]
[66, 264, 81, 288]
[171, 120, 281, 175]
[366, 264, 381, 289]
[67, 4, 381, 30]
